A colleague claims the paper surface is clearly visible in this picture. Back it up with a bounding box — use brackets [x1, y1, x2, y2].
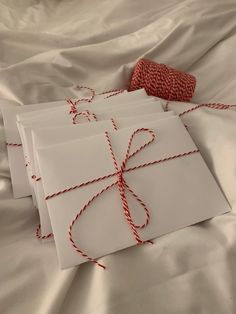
[37, 116, 231, 268]
[33, 111, 174, 236]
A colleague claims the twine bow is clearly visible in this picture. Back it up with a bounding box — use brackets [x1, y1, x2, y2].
[69, 128, 155, 269]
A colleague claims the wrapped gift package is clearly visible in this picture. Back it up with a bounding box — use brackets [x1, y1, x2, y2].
[2, 87, 232, 271]
[36, 116, 230, 269]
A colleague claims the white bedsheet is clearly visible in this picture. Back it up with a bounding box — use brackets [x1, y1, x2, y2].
[1, 0, 236, 313]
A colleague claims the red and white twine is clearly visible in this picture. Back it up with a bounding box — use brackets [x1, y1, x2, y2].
[36, 224, 53, 240]
[72, 110, 98, 124]
[163, 100, 236, 117]
[178, 103, 236, 117]
[5, 142, 22, 147]
[66, 85, 125, 120]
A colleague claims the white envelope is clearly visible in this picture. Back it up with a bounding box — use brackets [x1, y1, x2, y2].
[37, 116, 231, 269]
[17, 100, 164, 204]
[33, 111, 174, 237]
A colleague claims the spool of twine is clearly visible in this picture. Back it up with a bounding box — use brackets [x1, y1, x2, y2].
[129, 58, 196, 102]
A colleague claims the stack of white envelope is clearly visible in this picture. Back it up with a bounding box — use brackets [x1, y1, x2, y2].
[2, 88, 231, 269]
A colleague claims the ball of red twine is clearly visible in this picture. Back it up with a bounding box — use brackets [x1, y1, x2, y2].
[129, 58, 196, 102]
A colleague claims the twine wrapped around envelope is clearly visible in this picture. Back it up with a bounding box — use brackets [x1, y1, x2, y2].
[66, 86, 125, 115]
[45, 128, 199, 269]
[66, 86, 124, 124]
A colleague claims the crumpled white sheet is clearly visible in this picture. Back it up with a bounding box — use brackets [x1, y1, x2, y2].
[1, 0, 236, 313]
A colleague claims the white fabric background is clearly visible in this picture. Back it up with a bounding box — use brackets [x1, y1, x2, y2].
[1, 0, 236, 313]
